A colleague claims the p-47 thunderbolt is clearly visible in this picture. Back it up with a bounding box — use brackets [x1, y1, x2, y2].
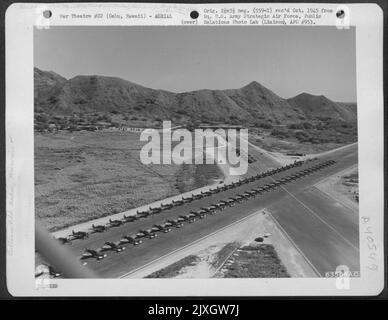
[90, 224, 108, 233]
[151, 224, 172, 233]
[166, 219, 184, 228]
[191, 210, 207, 219]
[80, 248, 107, 260]
[108, 218, 123, 227]
[149, 207, 162, 214]
[119, 235, 142, 245]
[70, 230, 89, 240]
[136, 229, 157, 239]
[178, 214, 196, 223]
[136, 209, 150, 219]
[122, 214, 138, 223]
[161, 203, 174, 210]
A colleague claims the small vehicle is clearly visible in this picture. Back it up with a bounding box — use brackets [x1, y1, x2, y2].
[81, 248, 107, 260]
[178, 214, 196, 223]
[91, 224, 108, 233]
[151, 224, 172, 233]
[122, 214, 138, 223]
[166, 219, 184, 228]
[201, 190, 212, 196]
[108, 218, 123, 227]
[101, 241, 126, 252]
[193, 194, 204, 200]
[136, 229, 157, 239]
[119, 235, 142, 245]
[234, 195, 245, 202]
[70, 230, 89, 240]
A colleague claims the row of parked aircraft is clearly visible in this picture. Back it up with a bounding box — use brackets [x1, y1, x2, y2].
[79, 159, 336, 261]
[56, 159, 308, 245]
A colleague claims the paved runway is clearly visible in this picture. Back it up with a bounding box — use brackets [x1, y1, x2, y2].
[53, 144, 358, 278]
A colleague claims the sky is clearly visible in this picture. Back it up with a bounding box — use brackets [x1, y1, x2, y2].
[34, 26, 357, 102]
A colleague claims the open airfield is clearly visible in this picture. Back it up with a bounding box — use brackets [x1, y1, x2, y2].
[38, 143, 359, 278]
[34, 68, 359, 279]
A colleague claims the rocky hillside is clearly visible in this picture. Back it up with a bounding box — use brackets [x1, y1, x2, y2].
[34, 68, 357, 125]
[287, 93, 357, 123]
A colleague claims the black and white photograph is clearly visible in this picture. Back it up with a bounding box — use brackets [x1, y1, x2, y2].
[33, 25, 360, 279]
[4, 3, 384, 297]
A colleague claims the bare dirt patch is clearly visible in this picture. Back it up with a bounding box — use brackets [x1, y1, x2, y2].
[220, 244, 290, 278]
[144, 255, 200, 278]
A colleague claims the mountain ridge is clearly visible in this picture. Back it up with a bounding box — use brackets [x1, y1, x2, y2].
[34, 67, 357, 124]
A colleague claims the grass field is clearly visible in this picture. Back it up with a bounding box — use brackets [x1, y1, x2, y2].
[35, 131, 223, 231]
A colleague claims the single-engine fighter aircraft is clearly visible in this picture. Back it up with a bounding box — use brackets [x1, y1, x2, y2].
[108, 218, 123, 227]
[181, 196, 194, 203]
[122, 214, 138, 223]
[166, 219, 184, 228]
[136, 229, 157, 239]
[101, 241, 126, 252]
[80, 248, 107, 260]
[191, 210, 207, 219]
[172, 199, 184, 206]
[205, 205, 219, 214]
[178, 214, 196, 223]
[119, 235, 142, 245]
[241, 192, 252, 199]
[48, 265, 62, 278]
[201, 190, 212, 196]
[219, 200, 232, 207]
[161, 203, 174, 210]
[234, 195, 245, 203]
[91, 224, 108, 233]
[149, 207, 162, 214]
[151, 224, 172, 233]
[193, 193, 205, 200]
[201, 206, 216, 215]
[70, 230, 89, 240]
[136, 209, 149, 219]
